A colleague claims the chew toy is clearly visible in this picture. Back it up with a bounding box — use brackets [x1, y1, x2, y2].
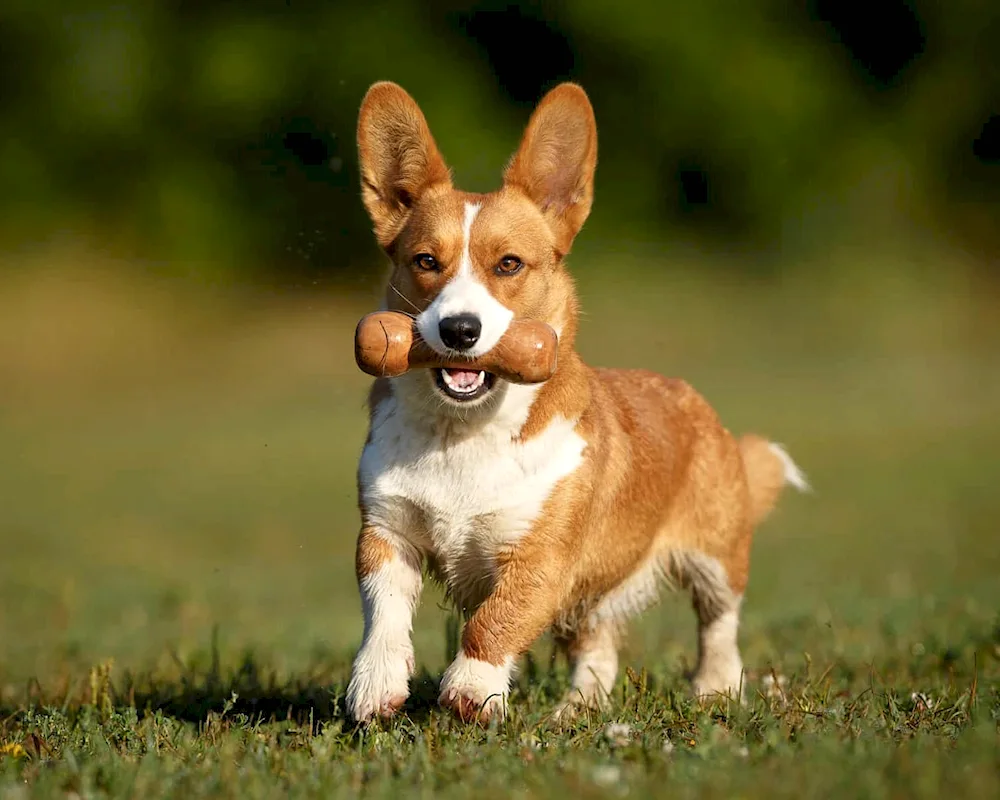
[354, 311, 558, 384]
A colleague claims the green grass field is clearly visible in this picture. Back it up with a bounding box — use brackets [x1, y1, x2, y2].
[1, 253, 998, 797]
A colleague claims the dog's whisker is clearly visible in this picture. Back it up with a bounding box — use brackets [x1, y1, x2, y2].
[388, 283, 421, 315]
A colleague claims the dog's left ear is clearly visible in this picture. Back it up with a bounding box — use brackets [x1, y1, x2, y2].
[504, 83, 598, 255]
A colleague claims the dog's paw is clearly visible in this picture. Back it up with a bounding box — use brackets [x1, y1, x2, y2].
[692, 661, 746, 703]
[548, 689, 609, 725]
[438, 653, 512, 724]
[548, 697, 583, 725]
[346, 643, 415, 724]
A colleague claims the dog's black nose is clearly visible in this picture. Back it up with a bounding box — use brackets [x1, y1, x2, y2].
[439, 314, 481, 351]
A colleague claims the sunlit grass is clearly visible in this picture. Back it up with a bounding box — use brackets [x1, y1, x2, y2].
[1, 251, 997, 797]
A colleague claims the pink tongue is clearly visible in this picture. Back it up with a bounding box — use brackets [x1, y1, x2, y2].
[445, 368, 480, 389]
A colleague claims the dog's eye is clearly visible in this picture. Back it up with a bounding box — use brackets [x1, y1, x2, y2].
[496, 255, 523, 275]
[413, 253, 439, 271]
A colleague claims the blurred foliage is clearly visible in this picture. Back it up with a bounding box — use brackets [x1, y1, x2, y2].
[0, 0, 997, 287]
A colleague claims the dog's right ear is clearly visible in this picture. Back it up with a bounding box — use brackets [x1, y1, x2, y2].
[357, 82, 452, 248]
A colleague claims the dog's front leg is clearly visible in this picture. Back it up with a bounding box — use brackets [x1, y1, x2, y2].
[439, 545, 567, 723]
[345, 525, 423, 723]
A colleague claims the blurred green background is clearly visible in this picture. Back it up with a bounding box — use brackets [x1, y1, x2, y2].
[1, 0, 998, 700]
[2, 0, 999, 281]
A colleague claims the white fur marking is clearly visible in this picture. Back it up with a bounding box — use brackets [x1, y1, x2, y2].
[681, 555, 744, 698]
[360, 396, 586, 611]
[693, 605, 744, 699]
[769, 443, 810, 492]
[674, 551, 732, 611]
[458, 201, 478, 278]
[590, 549, 732, 628]
[439, 652, 514, 718]
[346, 555, 422, 722]
[415, 202, 514, 359]
[568, 625, 618, 707]
[591, 555, 665, 626]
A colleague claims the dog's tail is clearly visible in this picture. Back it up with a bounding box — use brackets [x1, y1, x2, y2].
[738, 434, 810, 526]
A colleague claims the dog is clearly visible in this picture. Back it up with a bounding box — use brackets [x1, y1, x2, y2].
[345, 81, 808, 724]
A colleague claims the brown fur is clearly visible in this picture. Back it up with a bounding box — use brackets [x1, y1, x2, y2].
[352, 81, 801, 723]
[739, 434, 792, 526]
[355, 524, 397, 580]
[457, 364, 754, 668]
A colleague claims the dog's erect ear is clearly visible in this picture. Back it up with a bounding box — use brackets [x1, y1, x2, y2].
[357, 82, 452, 248]
[504, 83, 598, 255]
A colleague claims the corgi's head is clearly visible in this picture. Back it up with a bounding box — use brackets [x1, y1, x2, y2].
[357, 81, 596, 414]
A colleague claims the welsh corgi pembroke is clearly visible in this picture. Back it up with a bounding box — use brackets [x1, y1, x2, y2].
[346, 81, 808, 724]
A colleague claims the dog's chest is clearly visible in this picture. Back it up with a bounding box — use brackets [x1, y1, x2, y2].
[359, 397, 586, 587]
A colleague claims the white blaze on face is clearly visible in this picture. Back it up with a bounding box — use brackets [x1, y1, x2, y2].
[416, 202, 514, 359]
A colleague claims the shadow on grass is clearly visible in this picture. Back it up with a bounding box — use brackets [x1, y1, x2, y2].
[129, 652, 348, 725]
[0, 627, 349, 726]
[1, 627, 580, 729]
[121, 644, 570, 727]
[129, 663, 463, 729]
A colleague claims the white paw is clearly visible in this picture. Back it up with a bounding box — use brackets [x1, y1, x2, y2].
[549, 696, 588, 724]
[438, 653, 513, 723]
[692, 660, 745, 702]
[550, 684, 612, 723]
[346, 642, 415, 723]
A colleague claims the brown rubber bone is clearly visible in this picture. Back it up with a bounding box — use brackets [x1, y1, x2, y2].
[354, 311, 558, 384]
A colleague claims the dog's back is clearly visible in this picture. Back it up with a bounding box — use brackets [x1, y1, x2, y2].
[345, 81, 807, 725]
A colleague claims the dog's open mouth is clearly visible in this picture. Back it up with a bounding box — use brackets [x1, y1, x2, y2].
[433, 367, 496, 402]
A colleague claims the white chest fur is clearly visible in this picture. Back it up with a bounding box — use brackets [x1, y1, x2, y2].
[358, 385, 587, 609]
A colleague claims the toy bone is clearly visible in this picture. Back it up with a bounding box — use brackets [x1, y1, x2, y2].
[354, 311, 558, 384]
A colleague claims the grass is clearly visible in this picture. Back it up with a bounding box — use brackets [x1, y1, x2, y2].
[1, 250, 998, 797]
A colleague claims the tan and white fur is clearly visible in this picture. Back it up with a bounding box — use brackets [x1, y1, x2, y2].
[345, 81, 808, 724]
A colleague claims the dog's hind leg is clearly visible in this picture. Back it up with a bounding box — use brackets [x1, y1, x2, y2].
[551, 617, 621, 720]
[685, 552, 746, 700]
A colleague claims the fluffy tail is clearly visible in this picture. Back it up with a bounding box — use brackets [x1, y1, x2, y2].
[739, 434, 810, 526]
